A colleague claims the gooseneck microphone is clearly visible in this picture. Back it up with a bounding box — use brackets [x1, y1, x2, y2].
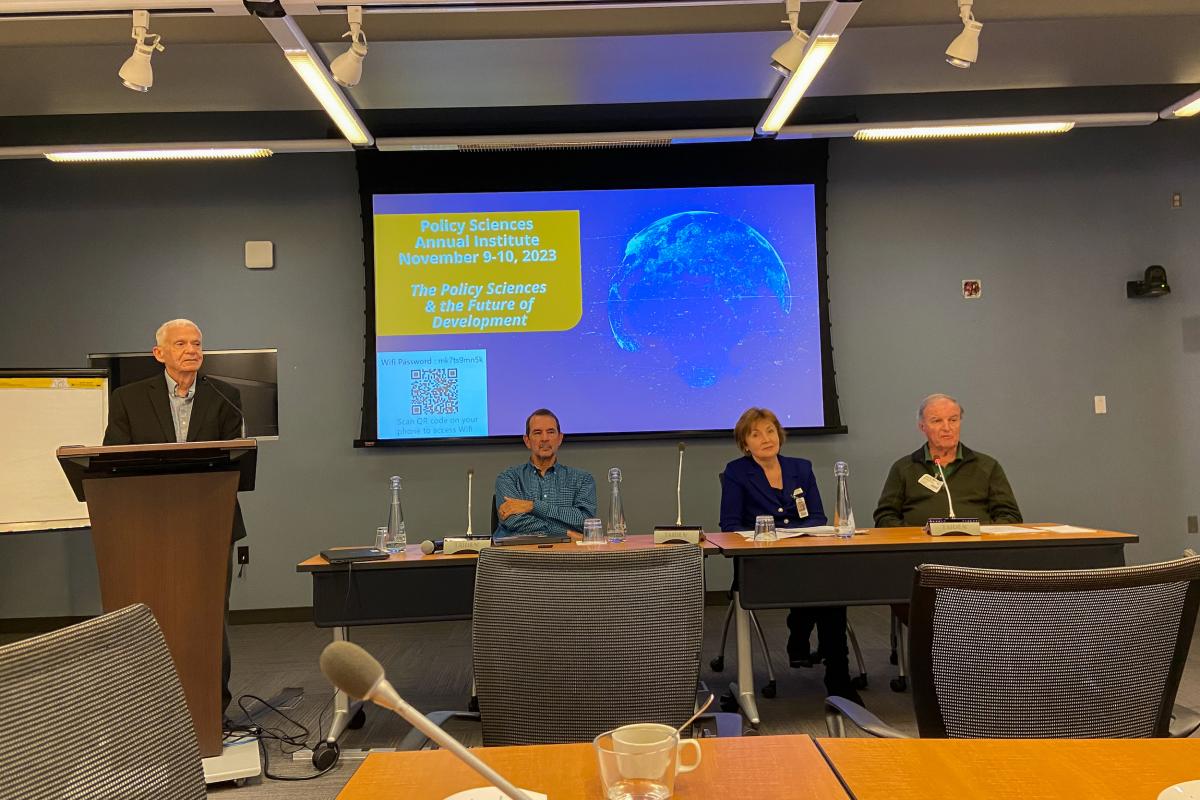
[675, 442, 687, 526]
[934, 457, 957, 518]
[466, 468, 475, 537]
[200, 375, 246, 438]
[320, 641, 537, 800]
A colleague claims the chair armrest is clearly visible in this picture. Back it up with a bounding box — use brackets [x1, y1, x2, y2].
[1170, 704, 1200, 738]
[397, 710, 481, 750]
[824, 696, 908, 738]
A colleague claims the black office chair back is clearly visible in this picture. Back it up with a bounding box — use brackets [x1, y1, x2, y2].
[472, 546, 704, 746]
[0, 604, 206, 799]
[490, 492, 499, 535]
[909, 556, 1200, 738]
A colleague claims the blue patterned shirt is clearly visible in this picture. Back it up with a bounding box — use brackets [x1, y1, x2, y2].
[493, 461, 597, 539]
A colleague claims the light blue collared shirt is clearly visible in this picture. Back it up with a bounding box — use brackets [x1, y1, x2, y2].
[164, 370, 196, 443]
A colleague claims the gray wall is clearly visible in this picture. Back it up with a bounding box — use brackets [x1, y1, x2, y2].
[1, 122, 1196, 617]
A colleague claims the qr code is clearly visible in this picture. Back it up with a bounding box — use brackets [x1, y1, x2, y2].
[410, 368, 459, 415]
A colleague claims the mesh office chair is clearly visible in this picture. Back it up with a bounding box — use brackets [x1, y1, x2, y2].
[403, 545, 723, 747]
[826, 556, 1200, 739]
[0, 603, 207, 799]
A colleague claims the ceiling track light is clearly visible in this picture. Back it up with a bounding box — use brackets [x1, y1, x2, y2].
[945, 0, 982, 69]
[330, 5, 368, 88]
[758, 0, 860, 136]
[770, 0, 808, 78]
[119, 9, 164, 92]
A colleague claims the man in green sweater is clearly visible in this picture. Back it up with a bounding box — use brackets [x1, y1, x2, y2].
[873, 393, 1022, 527]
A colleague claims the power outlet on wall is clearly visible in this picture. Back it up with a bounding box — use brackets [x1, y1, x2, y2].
[237, 545, 250, 565]
[1189, 516, 1198, 535]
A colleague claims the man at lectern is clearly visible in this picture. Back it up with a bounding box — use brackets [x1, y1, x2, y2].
[493, 408, 597, 541]
[103, 318, 245, 717]
[872, 393, 1022, 527]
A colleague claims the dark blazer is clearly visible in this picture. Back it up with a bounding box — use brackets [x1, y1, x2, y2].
[719, 454, 826, 531]
[103, 372, 247, 541]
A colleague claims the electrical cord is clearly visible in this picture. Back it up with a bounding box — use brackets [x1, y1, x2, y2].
[225, 692, 339, 781]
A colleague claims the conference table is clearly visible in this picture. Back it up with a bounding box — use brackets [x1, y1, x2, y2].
[336, 734, 847, 800]
[297, 536, 721, 751]
[705, 524, 1138, 724]
[334, 734, 1200, 799]
[300, 525, 1138, 737]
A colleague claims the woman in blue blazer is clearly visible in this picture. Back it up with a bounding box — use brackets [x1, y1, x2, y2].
[719, 407, 861, 704]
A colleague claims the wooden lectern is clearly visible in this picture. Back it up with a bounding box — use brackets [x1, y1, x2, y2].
[57, 440, 256, 758]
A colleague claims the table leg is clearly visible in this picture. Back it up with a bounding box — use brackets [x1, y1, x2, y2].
[729, 590, 760, 725]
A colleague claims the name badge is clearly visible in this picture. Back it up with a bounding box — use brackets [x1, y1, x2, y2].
[792, 487, 809, 519]
[918, 473, 944, 493]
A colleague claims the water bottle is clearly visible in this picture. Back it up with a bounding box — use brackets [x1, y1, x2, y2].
[386, 475, 406, 552]
[606, 467, 627, 543]
[833, 461, 855, 539]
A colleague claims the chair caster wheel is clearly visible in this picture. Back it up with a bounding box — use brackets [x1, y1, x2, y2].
[348, 707, 366, 729]
[709, 656, 725, 672]
[719, 691, 738, 712]
[760, 680, 776, 699]
[889, 651, 898, 665]
[851, 675, 868, 690]
[890, 676, 908, 692]
[312, 741, 340, 770]
[468, 695, 480, 713]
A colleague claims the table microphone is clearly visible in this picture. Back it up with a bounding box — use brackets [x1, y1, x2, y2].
[925, 457, 981, 536]
[675, 442, 686, 526]
[200, 375, 246, 438]
[465, 468, 475, 536]
[320, 641, 539, 800]
[419, 538, 444, 555]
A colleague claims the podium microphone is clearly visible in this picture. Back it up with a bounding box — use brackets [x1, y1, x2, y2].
[200, 375, 246, 438]
[465, 468, 474, 537]
[925, 457, 981, 536]
[320, 641, 538, 800]
[675, 442, 686, 525]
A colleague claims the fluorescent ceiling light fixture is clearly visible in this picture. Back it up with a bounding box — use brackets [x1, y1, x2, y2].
[945, 0, 982, 69]
[45, 147, 273, 163]
[1161, 89, 1200, 119]
[758, 0, 859, 136]
[331, 5, 368, 88]
[854, 121, 1074, 141]
[256, 13, 373, 147]
[118, 9, 164, 92]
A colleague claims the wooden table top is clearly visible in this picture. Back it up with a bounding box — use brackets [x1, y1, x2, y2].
[706, 524, 1138, 555]
[818, 738, 1200, 800]
[337, 735, 847, 800]
[298, 534, 718, 572]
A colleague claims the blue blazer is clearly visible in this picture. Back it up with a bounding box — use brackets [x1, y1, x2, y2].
[720, 455, 826, 531]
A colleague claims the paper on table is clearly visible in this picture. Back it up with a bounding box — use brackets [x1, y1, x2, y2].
[736, 526, 839, 540]
[1032, 524, 1096, 533]
[979, 524, 1033, 534]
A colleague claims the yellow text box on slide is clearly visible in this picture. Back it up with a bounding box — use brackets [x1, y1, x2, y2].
[375, 210, 582, 336]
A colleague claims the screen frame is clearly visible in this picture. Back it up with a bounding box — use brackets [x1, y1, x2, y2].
[354, 140, 844, 448]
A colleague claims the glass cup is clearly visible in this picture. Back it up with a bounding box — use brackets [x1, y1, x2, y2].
[753, 515, 777, 543]
[375, 525, 389, 553]
[583, 517, 605, 545]
[594, 723, 702, 800]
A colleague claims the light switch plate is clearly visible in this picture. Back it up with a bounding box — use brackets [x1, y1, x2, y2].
[1094, 395, 1107, 414]
[245, 240, 274, 269]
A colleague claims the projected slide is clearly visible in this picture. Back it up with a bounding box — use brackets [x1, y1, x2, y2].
[373, 184, 822, 441]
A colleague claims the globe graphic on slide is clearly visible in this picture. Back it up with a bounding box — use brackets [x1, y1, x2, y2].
[607, 211, 792, 388]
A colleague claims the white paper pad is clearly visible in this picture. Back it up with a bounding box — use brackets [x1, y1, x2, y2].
[979, 525, 1033, 534]
[1032, 524, 1096, 533]
[736, 526, 840, 540]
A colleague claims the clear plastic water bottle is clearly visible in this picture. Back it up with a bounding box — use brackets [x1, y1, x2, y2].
[833, 461, 855, 539]
[386, 475, 406, 552]
[607, 467, 627, 543]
